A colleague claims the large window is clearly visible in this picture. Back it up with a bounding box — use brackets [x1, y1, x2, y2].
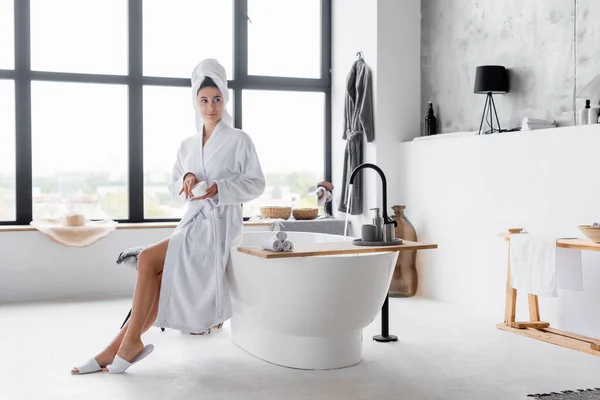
[1, 0, 331, 225]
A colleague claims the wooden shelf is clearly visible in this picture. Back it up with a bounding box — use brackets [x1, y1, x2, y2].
[499, 233, 600, 252]
[237, 240, 438, 259]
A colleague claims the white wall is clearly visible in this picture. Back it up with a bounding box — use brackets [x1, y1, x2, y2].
[332, 0, 421, 235]
[376, 0, 421, 205]
[0, 225, 269, 303]
[398, 124, 600, 336]
[331, 0, 378, 236]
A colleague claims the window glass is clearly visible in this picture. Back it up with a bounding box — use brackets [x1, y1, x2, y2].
[30, 0, 127, 74]
[242, 90, 324, 218]
[0, 0, 14, 69]
[143, 0, 234, 79]
[0, 80, 15, 221]
[31, 82, 128, 220]
[248, 0, 321, 78]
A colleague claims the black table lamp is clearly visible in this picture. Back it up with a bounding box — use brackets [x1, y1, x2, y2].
[474, 65, 509, 134]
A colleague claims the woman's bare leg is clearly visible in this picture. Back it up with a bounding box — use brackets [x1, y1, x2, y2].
[110, 238, 170, 365]
[71, 238, 169, 374]
[71, 273, 162, 374]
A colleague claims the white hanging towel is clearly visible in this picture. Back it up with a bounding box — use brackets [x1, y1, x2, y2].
[555, 247, 583, 291]
[510, 233, 558, 297]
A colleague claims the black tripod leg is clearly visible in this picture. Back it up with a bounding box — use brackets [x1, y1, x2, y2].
[120, 308, 165, 331]
[478, 94, 490, 135]
[489, 94, 501, 132]
[120, 309, 131, 329]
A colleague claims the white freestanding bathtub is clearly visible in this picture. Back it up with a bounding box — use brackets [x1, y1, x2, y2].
[227, 231, 399, 370]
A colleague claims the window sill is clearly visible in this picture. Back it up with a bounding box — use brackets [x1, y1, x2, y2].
[0, 220, 272, 233]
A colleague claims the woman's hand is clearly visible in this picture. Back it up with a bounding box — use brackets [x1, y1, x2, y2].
[179, 173, 199, 200]
[191, 183, 218, 201]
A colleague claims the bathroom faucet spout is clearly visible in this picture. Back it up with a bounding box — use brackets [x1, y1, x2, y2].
[348, 163, 394, 225]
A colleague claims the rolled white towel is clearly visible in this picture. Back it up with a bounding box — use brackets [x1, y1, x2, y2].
[282, 240, 294, 252]
[273, 230, 287, 241]
[261, 235, 284, 252]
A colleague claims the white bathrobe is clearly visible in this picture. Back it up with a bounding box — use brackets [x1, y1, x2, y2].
[154, 122, 265, 332]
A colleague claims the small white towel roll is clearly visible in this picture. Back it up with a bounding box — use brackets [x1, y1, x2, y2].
[282, 240, 294, 252]
[274, 231, 287, 241]
[261, 235, 284, 252]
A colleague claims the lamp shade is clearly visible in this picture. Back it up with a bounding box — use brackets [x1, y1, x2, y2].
[474, 65, 509, 94]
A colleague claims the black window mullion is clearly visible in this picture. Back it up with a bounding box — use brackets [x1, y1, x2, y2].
[322, 0, 332, 216]
[128, 0, 144, 222]
[234, 0, 247, 129]
[14, 0, 32, 225]
[321, 0, 331, 86]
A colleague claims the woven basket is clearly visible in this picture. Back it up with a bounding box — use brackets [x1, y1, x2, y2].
[579, 225, 600, 243]
[260, 206, 292, 220]
[292, 208, 319, 220]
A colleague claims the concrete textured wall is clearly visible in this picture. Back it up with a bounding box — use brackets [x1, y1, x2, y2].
[421, 0, 600, 134]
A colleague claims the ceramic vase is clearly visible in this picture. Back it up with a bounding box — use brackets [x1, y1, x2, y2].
[390, 205, 418, 297]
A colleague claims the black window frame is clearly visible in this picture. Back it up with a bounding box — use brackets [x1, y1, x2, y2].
[1, 0, 331, 225]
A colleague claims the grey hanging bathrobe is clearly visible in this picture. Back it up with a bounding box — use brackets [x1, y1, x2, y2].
[338, 57, 375, 215]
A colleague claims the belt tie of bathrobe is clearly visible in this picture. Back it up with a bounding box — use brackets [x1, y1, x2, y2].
[345, 129, 363, 141]
[210, 211, 221, 318]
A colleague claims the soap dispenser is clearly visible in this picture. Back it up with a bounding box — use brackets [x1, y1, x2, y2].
[370, 207, 383, 242]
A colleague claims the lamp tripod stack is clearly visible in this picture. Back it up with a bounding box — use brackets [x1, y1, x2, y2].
[474, 65, 509, 135]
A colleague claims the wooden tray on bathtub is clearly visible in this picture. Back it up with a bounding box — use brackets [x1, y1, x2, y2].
[236, 240, 438, 259]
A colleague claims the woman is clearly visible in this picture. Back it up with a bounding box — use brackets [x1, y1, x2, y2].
[71, 59, 265, 374]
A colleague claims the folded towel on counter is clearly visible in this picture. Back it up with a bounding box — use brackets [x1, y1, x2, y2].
[521, 117, 557, 131]
[522, 117, 556, 126]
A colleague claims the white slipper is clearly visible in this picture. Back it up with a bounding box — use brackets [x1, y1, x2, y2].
[71, 357, 102, 375]
[105, 344, 154, 374]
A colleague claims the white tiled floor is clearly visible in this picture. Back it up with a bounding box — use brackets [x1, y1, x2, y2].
[2, 297, 600, 400]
